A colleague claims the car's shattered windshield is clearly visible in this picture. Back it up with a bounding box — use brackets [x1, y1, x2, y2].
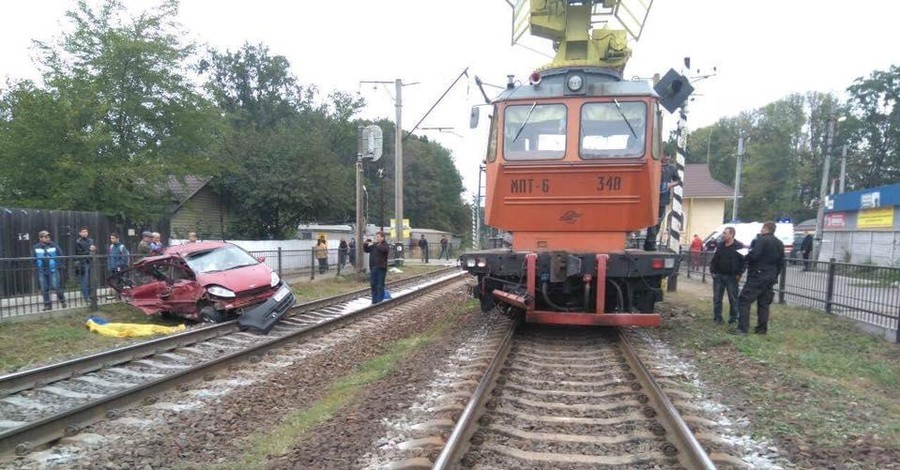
[185, 245, 259, 274]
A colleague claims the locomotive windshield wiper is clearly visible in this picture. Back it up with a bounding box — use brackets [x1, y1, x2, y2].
[512, 102, 537, 142]
[613, 99, 638, 139]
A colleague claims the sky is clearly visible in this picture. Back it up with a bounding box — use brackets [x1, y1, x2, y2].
[2, 0, 899, 201]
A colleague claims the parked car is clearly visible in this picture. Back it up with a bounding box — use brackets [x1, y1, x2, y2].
[702, 222, 794, 256]
[109, 241, 295, 323]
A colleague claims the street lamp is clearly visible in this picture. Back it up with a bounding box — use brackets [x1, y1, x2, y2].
[811, 115, 847, 265]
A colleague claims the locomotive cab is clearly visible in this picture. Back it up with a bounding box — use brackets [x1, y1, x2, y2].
[461, 67, 678, 326]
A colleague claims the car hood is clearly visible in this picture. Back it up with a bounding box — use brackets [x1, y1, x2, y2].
[197, 263, 273, 293]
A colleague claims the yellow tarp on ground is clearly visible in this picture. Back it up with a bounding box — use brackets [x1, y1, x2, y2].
[85, 319, 186, 338]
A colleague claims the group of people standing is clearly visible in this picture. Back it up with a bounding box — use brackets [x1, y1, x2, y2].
[32, 228, 199, 311]
[411, 234, 451, 263]
[315, 236, 357, 274]
[709, 221, 785, 335]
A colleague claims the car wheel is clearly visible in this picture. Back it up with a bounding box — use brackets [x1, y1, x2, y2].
[199, 306, 228, 323]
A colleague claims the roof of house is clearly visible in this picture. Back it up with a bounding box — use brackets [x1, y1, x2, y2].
[684, 164, 734, 198]
[167, 176, 212, 212]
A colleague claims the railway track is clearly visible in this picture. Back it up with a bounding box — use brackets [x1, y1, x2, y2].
[433, 324, 716, 469]
[0, 267, 462, 457]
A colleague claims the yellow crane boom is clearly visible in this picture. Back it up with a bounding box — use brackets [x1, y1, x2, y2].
[513, 0, 653, 72]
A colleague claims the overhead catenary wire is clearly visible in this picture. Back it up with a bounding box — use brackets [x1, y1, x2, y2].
[404, 67, 470, 141]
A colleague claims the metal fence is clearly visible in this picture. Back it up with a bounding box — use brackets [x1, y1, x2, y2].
[0, 247, 359, 320]
[0, 241, 459, 320]
[677, 247, 900, 342]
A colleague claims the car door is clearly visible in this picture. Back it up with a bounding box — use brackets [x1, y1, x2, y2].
[109, 259, 170, 314]
[163, 258, 202, 314]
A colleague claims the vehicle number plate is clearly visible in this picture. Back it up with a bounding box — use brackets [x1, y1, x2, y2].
[273, 286, 289, 302]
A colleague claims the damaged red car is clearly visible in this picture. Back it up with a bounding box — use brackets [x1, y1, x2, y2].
[109, 241, 295, 324]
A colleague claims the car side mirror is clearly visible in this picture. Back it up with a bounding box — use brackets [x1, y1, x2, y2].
[257, 256, 266, 263]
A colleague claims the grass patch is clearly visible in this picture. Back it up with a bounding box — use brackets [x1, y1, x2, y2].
[661, 286, 900, 451]
[0, 303, 178, 373]
[215, 297, 470, 470]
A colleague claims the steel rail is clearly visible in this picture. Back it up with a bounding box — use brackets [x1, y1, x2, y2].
[0, 270, 463, 457]
[618, 331, 716, 470]
[432, 320, 516, 470]
[0, 267, 457, 397]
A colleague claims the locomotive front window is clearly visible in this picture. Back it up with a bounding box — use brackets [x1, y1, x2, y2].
[503, 103, 567, 160]
[579, 102, 647, 159]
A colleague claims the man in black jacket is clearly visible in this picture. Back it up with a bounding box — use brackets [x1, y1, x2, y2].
[74, 227, 96, 302]
[709, 226, 744, 325]
[644, 150, 681, 251]
[364, 231, 390, 304]
[732, 221, 785, 335]
[800, 231, 814, 271]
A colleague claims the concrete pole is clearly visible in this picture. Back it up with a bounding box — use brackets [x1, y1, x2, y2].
[394, 79, 404, 257]
[732, 136, 744, 221]
[839, 143, 848, 194]
[812, 116, 836, 264]
[355, 155, 365, 275]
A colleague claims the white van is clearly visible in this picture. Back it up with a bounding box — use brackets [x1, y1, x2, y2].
[702, 222, 793, 255]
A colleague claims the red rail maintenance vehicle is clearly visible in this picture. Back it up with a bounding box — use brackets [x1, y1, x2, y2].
[460, 0, 693, 327]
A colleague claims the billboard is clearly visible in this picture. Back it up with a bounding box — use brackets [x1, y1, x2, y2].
[857, 207, 894, 229]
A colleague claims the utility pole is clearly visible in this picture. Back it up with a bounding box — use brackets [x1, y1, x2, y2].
[732, 136, 744, 221]
[359, 78, 415, 262]
[355, 125, 365, 275]
[812, 116, 838, 265]
[378, 168, 385, 232]
[394, 79, 404, 256]
[839, 143, 848, 194]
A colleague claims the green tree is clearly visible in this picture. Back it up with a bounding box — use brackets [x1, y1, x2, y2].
[845, 65, 900, 189]
[0, 0, 217, 220]
[204, 43, 362, 238]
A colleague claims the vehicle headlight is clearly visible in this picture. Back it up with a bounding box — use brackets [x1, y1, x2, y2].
[567, 74, 583, 92]
[207, 285, 236, 298]
[466, 258, 476, 268]
[270, 271, 281, 287]
[477, 258, 487, 268]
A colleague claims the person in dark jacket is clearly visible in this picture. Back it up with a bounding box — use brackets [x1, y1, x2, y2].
[732, 221, 785, 335]
[364, 231, 390, 304]
[106, 233, 130, 300]
[800, 232, 814, 271]
[34, 230, 66, 310]
[136, 231, 152, 259]
[709, 226, 744, 325]
[439, 235, 449, 260]
[418, 234, 429, 263]
[74, 227, 96, 301]
[348, 238, 357, 267]
[644, 150, 681, 251]
[338, 238, 349, 267]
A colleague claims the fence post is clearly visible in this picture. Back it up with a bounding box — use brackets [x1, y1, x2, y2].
[701, 254, 707, 283]
[667, 248, 679, 292]
[824, 258, 837, 314]
[90, 252, 99, 311]
[310, 248, 315, 280]
[277, 247, 283, 279]
[778, 261, 787, 305]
